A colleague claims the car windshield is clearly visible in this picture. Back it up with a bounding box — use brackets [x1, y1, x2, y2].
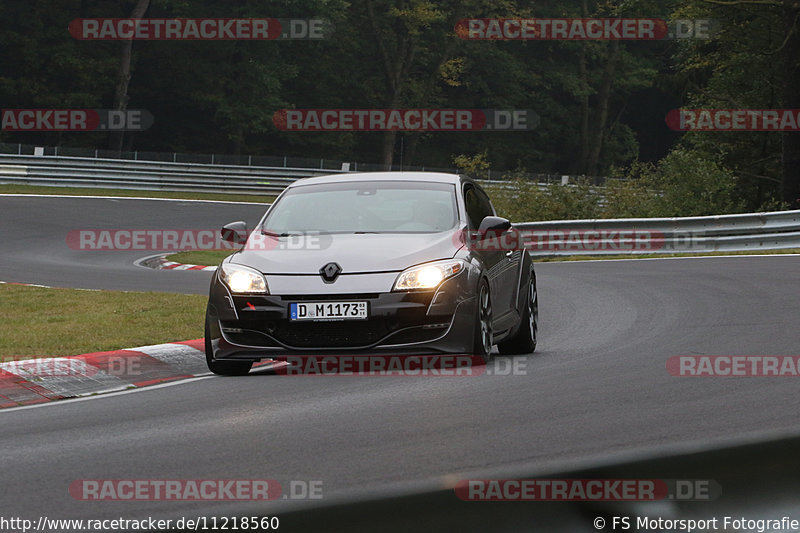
[261, 180, 458, 234]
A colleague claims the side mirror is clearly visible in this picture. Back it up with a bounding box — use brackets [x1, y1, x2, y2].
[221, 221, 248, 245]
[477, 216, 511, 235]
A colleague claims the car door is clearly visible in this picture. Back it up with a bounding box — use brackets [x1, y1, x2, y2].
[479, 184, 523, 315]
[463, 184, 513, 317]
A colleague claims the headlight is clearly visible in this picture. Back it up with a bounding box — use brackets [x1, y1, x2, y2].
[219, 263, 269, 294]
[392, 259, 464, 291]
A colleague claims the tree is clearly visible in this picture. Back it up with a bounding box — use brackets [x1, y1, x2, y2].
[671, 0, 800, 207]
[108, 0, 151, 153]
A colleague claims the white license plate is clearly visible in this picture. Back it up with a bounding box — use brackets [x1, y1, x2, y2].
[290, 301, 368, 321]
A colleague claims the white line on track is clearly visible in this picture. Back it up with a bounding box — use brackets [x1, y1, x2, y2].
[0, 374, 217, 414]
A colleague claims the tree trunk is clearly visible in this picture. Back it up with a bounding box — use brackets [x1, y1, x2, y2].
[780, 4, 800, 207]
[108, 0, 150, 152]
[586, 41, 619, 177]
[365, 0, 417, 170]
[575, 0, 590, 175]
[575, 48, 589, 174]
[404, 133, 420, 168]
[380, 87, 401, 169]
[380, 131, 397, 169]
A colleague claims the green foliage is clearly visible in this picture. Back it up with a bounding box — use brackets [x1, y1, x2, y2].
[486, 178, 601, 222]
[602, 172, 659, 218]
[487, 149, 741, 222]
[666, 0, 798, 207]
[643, 149, 741, 216]
[453, 150, 490, 180]
[0, 0, 794, 213]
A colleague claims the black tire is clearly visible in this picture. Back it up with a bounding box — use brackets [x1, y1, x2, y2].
[498, 271, 537, 356]
[205, 314, 253, 376]
[471, 279, 493, 363]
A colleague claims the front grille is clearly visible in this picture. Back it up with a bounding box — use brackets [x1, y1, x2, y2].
[271, 319, 392, 348]
[278, 293, 381, 301]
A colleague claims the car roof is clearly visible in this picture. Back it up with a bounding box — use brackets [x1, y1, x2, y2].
[287, 171, 463, 188]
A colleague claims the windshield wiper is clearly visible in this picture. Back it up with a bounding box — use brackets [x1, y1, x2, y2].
[261, 229, 303, 238]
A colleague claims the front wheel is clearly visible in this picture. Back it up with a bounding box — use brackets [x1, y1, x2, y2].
[497, 271, 537, 355]
[205, 313, 253, 376]
[471, 279, 493, 363]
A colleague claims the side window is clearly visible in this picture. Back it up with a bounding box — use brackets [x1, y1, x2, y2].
[475, 187, 495, 219]
[464, 185, 494, 230]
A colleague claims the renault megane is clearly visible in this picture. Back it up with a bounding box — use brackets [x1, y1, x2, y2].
[204, 171, 537, 375]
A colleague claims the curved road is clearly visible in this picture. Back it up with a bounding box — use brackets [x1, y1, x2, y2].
[1, 196, 799, 525]
[0, 195, 268, 293]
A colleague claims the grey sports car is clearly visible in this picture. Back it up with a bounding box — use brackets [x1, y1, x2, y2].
[204, 171, 537, 375]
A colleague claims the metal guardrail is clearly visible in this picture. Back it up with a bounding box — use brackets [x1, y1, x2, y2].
[0, 152, 590, 196]
[1, 142, 594, 183]
[2, 153, 798, 256]
[0, 142, 378, 172]
[516, 210, 800, 256]
[0, 154, 344, 195]
[0, 154, 538, 195]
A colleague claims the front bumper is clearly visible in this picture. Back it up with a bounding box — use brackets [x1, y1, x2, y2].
[206, 273, 478, 360]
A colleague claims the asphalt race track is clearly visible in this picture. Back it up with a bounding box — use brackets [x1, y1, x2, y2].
[1, 196, 799, 525]
[0, 195, 268, 293]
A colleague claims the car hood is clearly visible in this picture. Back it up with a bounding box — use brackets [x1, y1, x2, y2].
[231, 230, 462, 274]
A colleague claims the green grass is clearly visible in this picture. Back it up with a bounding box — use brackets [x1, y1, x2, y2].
[0, 284, 207, 358]
[534, 248, 800, 262]
[0, 184, 276, 204]
[167, 249, 234, 266]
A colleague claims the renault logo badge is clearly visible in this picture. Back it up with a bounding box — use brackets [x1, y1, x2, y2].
[319, 262, 342, 283]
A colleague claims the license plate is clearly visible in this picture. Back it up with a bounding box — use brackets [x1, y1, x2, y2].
[290, 301, 368, 321]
